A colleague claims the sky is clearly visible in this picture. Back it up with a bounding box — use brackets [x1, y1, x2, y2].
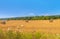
[0, 0, 60, 18]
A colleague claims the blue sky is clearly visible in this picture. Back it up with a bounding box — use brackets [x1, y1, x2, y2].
[0, 0, 60, 18]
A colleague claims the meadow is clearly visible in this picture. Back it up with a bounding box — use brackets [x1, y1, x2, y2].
[0, 29, 60, 39]
[0, 16, 60, 39]
[0, 19, 60, 33]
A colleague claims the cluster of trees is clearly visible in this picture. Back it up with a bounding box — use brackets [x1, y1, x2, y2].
[0, 15, 60, 20]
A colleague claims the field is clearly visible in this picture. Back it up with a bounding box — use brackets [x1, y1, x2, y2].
[0, 19, 60, 33]
[0, 19, 60, 39]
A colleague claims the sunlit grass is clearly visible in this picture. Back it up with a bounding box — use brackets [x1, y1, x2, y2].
[0, 30, 60, 39]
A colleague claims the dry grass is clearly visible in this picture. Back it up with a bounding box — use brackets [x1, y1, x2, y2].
[0, 19, 60, 33]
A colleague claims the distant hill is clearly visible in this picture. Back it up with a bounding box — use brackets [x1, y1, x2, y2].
[0, 15, 60, 20]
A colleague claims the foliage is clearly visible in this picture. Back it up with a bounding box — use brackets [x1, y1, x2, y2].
[0, 15, 60, 20]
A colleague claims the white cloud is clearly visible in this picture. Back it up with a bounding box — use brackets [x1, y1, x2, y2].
[27, 13, 36, 16]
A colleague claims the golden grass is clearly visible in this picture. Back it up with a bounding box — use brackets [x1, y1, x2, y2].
[0, 19, 60, 33]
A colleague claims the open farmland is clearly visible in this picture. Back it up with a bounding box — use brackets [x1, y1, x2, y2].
[0, 19, 60, 34]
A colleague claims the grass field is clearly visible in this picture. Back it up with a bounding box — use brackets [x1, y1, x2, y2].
[0, 19, 60, 39]
[0, 19, 60, 33]
[0, 30, 60, 39]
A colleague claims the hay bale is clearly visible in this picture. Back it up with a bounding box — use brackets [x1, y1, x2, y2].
[1, 20, 6, 24]
[25, 20, 30, 23]
[49, 19, 53, 22]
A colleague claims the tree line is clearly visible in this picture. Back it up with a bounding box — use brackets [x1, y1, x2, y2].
[0, 15, 60, 20]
